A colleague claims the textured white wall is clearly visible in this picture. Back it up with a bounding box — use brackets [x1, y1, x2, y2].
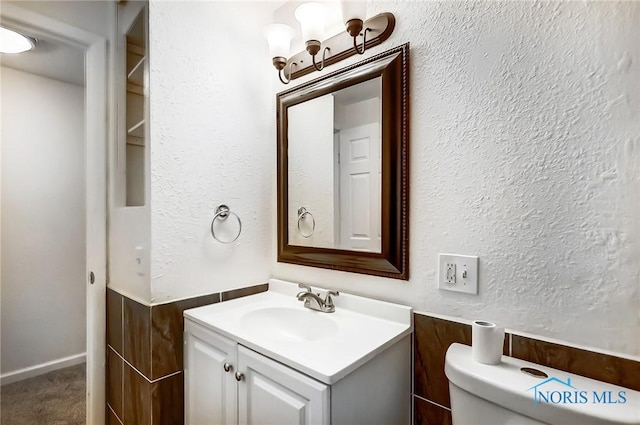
[148, 1, 275, 303]
[271, 1, 640, 356]
[1, 67, 86, 373]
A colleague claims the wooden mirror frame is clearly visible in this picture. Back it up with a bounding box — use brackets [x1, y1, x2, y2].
[277, 43, 409, 280]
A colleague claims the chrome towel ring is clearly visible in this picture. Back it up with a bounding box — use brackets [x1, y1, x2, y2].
[297, 207, 315, 238]
[211, 204, 242, 244]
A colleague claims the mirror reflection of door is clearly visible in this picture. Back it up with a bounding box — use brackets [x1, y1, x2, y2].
[288, 77, 382, 252]
[337, 123, 381, 252]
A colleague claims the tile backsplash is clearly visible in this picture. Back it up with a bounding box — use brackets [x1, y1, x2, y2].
[511, 335, 640, 392]
[106, 283, 267, 425]
[107, 290, 637, 425]
[414, 315, 473, 408]
[413, 312, 640, 425]
[150, 293, 220, 380]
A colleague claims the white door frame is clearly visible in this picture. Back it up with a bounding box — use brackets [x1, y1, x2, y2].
[0, 5, 108, 425]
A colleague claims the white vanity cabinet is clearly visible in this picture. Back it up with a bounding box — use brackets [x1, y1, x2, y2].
[185, 320, 329, 425]
[184, 279, 412, 425]
[184, 321, 237, 424]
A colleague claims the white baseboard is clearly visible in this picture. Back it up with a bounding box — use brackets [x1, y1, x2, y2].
[1, 352, 86, 386]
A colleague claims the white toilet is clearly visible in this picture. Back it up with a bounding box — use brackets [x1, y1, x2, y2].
[445, 343, 640, 425]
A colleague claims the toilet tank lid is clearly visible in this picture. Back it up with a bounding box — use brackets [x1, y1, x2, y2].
[445, 343, 640, 425]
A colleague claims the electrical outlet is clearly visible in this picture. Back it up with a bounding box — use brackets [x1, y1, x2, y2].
[438, 253, 479, 294]
[445, 263, 456, 284]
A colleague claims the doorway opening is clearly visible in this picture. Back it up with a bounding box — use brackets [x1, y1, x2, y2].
[0, 4, 108, 425]
[1, 39, 87, 423]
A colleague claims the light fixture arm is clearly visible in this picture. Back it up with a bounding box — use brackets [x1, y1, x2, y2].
[353, 28, 371, 55]
[278, 61, 297, 85]
[278, 68, 290, 85]
[311, 47, 331, 71]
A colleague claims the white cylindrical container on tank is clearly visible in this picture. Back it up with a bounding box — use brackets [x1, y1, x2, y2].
[472, 320, 505, 365]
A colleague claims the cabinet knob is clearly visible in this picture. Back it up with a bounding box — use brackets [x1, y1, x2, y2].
[235, 371, 245, 382]
[223, 363, 233, 373]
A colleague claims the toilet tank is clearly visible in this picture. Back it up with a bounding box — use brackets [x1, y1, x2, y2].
[445, 343, 640, 425]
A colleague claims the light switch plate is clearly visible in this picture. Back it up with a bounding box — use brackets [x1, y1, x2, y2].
[438, 253, 479, 294]
[134, 245, 145, 276]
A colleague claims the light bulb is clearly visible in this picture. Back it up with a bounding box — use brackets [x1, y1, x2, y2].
[340, 0, 367, 23]
[340, 1, 367, 37]
[295, 2, 327, 44]
[263, 24, 294, 61]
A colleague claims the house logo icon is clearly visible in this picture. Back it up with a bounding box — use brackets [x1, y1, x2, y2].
[527, 377, 577, 405]
[526, 376, 627, 406]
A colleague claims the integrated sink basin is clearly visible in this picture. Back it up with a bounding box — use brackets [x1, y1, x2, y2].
[240, 307, 339, 342]
[184, 279, 413, 384]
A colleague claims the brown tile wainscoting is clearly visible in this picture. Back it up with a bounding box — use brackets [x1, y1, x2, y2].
[106, 283, 268, 425]
[413, 313, 640, 425]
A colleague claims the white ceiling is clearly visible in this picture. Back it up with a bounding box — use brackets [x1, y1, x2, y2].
[333, 77, 380, 105]
[0, 22, 85, 87]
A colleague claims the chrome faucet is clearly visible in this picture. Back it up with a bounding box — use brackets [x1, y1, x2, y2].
[296, 284, 339, 313]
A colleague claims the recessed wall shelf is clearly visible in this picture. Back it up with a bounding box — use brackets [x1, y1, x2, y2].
[126, 41, 144, 56]
[127, 56, 145, 86]
[122, 7, 147, 207]
[127, 120, 145, 139]
[127, 138, 145, 148]
[127, 82, 143, 96]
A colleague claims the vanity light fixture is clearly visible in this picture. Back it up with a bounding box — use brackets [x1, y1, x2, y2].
[265, 2, 396, 84]
[0, 26, 36, 54]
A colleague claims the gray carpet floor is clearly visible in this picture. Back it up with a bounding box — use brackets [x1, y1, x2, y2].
[0, 363, 85, 425]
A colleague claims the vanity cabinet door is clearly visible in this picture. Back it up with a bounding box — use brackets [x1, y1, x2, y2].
[237, 346, 329, 425]
[184, 321, 238, 425]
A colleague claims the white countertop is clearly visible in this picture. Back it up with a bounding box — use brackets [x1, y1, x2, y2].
[184, 279, 413, 384]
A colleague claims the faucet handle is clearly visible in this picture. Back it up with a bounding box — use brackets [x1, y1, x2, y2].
[296, 284, 312, 299]
[297, 283, 312, 293]
[323, 290, 339, 307]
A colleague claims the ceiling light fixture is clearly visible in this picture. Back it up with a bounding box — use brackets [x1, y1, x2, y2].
[0, 26, 36, 54]
[264, 1, 395, 84]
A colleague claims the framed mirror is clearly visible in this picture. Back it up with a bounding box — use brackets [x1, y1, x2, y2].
[277, 43, 409, 279]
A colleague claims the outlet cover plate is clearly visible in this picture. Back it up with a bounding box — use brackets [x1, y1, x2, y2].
[438, 253, 479, 294]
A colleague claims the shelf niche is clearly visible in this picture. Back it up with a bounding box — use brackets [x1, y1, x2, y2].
[124, 9, 147, 207]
